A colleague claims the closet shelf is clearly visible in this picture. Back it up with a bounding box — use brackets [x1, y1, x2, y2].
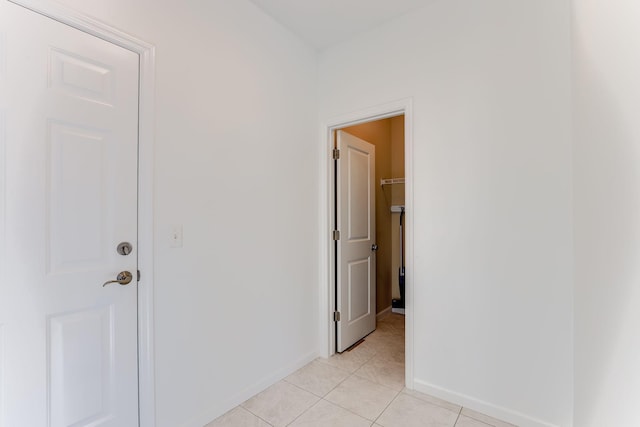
[380, 178, 405, 186]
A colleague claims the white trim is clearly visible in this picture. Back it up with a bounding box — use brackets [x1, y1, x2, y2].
[0, 41, 7, 427]
[319, 98, 414, 389]
[8, 0, 151, 51]
[414, 379, 560, 427]
[7, 1, 157, 425]
[183, 351, 319, 427]
[404, 100, 414, 390]
[376, 306, 392, 321]
[136, 45, 156, 427]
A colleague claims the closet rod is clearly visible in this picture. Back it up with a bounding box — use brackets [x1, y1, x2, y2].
[380, 178, 405, 186]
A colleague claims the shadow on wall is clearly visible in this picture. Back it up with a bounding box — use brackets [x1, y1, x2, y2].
[573, 38, 640, 426]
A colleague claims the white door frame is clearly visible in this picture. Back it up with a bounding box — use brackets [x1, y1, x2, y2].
[319, 98, 414, 389]
[7, 1, 156, 424]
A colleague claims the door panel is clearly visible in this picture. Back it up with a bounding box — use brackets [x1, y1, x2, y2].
[336, 130, 376, 352]
[49, 306, 115, 426]
[347, 147, 371, 240]
[48, 122, 109, 274]
[348, 258, 371, 321]
[49, 48, 116, 105]
[0, 3, 140, 426]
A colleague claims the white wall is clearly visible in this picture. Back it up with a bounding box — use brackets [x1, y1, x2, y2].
[33, 1, 638, 425]
[319, 1, 573, 426]
[573, 1, 640, 426]
[47, 1, 319, 426]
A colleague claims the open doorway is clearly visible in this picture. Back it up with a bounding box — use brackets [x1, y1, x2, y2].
[334, 115, 406, 353]
[341, 116, 406, 318]
[322, 98, 414, 388]
[324, 104, 412, 390]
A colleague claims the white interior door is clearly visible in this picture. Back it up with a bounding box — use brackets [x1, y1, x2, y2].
[0, 3, 140, 426]
[336, 130, 376, 352]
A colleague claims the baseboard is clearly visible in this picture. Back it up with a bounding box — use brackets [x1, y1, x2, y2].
[376, 306, 392, 321]
[413, 379, 560, 427]
[183, 350, 319, 427]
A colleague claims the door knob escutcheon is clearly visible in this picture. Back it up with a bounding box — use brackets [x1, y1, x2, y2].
[117, 242, 133, 256]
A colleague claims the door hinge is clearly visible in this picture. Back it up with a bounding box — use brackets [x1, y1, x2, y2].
[137, 270, 141, 281]
[332, 148, 340, 160]
[332, 230, 340, 241]
[333, 311, 341, 322]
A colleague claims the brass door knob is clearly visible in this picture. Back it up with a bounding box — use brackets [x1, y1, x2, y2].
[102, 271, 133, 287]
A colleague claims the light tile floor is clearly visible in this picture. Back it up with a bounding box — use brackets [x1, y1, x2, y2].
[206, 313, 517, 427]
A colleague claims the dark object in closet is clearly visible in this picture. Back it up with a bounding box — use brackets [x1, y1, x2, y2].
[392, 208, 405, 309]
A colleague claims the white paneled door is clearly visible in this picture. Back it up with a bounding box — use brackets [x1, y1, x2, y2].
[336, 131, 376, 352]
[0, 2, 140, 426]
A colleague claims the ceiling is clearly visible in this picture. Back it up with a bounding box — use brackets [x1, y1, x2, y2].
[248, 0, 429, 50]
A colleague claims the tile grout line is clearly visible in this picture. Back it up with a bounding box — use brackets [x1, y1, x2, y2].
[231, 315, 406, 427]
[320, 346, 403, 425]
[242, 381, 319, 427]
[284, 378, 327, 400]
[284, 359, 353, 399]
[320, 366, 354, 397]
[285, 366, 392, 426]
[238, 405, 275, 427]
[320, 396, 381, 425]
[357, 316, 406, 425]
[453, 410, 462, 427]
[371, 388, 403, 426]
[284, 398, 323, 427]
[459, 406, 505, 427]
